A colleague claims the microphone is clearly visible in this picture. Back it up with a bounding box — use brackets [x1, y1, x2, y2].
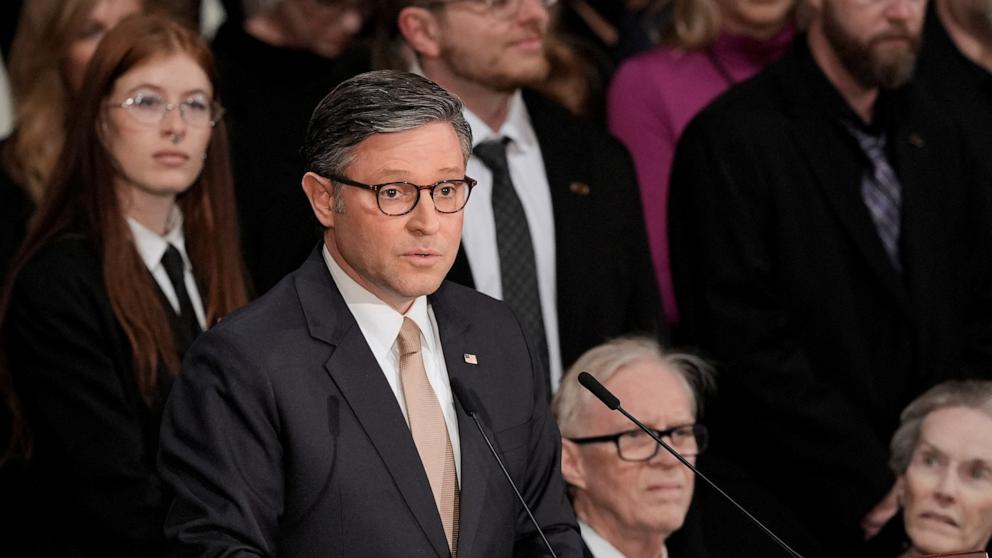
[577, 371, 806, 558]
[449, 378, 559, 558]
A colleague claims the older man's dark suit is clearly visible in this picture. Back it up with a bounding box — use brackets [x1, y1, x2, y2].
[668, 39, 992, 555]
[446, 91, 663, 371]
[159, 246, 581, 557]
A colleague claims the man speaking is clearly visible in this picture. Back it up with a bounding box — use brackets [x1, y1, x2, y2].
[158, 70, 581, 557]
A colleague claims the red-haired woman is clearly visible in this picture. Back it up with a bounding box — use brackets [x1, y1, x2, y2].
[0, 14, 248, 556]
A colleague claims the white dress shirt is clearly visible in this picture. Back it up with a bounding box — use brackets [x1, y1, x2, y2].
[579, 519, 668, 558]
[322, 246, 462, 482]
[462, 91, 563, 390]
[127, 207, 207, 330]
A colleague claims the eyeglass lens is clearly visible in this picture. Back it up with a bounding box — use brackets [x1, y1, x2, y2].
[377, 181, 472, 215]
[617, 425, 705, 461]
[123, 91, 216, 127]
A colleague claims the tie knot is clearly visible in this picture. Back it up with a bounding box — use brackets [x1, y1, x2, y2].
[397, 317, 422, 358]
[161, 244, 185, 286]
[472, 137, 511, 175]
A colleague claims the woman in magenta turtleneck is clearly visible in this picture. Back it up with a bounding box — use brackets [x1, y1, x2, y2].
[607, 0, 795, 325]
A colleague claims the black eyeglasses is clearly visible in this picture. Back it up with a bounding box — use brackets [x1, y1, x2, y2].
[568, 424, 708, 462]
[328, 174, 477, 216]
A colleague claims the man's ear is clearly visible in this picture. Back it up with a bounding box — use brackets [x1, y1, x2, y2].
[302, 172, 337, 228]
[561, 438, 587, 490]
[397, 6, 442, 58]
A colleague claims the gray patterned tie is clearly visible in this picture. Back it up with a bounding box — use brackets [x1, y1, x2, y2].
[845, 125, 903, 272]
[473, 138, 549, 375]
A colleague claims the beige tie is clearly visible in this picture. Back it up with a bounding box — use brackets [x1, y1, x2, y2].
[397, 317, 460, 555]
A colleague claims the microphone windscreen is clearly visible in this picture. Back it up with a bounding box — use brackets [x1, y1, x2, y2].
[578, 372, 620, 410]
[449, 377, 478, 415]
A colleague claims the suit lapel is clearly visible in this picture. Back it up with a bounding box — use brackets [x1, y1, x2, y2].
[791, 118, 912, 315]
[431, 285, 496, 558]
[295, 249, 450, 558]
[889, 120, 940, 316]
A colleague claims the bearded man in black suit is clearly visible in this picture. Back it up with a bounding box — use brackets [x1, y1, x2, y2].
[668, 0, 992, 554]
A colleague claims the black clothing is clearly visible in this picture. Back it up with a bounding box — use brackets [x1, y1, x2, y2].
[0, 139, 33, 285]
[915, 5, 992, 184]
[2, 235, 178, 557]
[669, 37, 992, 556]
[211, 20, 370, 295]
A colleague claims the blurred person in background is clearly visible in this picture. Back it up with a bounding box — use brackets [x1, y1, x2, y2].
[607, 0, 795, 326]
[865, 381, 992, 557]
[393, 0, 663, 390]
[212, 0, 372, 295]
[0, 14, 248, 556]
[1, 0, 145, 282]
[914, 0, 992, 186]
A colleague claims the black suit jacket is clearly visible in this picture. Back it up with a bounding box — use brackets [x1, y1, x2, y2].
[446, 91, 662, 371]
[668, 38, 992, 555]
[2, 235, 178, 557]
[158, 246, 582, 557]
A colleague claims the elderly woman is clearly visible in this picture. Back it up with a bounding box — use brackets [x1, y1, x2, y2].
[870, 381, 992, 557]
[553, 337, 714, 558]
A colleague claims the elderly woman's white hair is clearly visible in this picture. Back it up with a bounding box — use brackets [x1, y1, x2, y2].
[889, 380, 992, 475]
[552, 336, 715, 437]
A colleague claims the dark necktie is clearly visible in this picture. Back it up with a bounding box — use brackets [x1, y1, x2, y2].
[161, 244, 202, 342]
[473, 139, 549, 377]
[845, 124, 903, 272]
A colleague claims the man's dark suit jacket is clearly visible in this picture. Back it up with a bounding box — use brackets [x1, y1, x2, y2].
[446, 91, 663, 372]
[668, 38, 992, 556]
[158, 246, 582, 557]
[2, 235, 184, 557]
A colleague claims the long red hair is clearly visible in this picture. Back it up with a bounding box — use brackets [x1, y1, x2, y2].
[1, 14, 249, 458]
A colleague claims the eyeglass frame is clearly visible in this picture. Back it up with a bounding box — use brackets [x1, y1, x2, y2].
[567, 423, 709, 462]
[422, 0, 559, 18]
[111, 94, 225, 128]
[326, 174, 477, 216]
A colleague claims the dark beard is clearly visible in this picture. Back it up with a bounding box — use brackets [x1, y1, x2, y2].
[821, 1, 921, 89]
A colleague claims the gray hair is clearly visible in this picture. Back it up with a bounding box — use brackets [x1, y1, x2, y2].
[552, 337, 715, 437]
[889, 380, 992, 475]
[302, 70, 473, 179]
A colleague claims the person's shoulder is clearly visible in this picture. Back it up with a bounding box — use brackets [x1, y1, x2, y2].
[205, 271, 306, 343]
[14, 234, 99, 288]
[680, 61, 792, 150]
[7, 234, 106, 321]
[523, 89, 631, 156]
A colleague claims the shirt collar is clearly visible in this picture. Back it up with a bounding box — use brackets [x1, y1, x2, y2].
[463, 89, 538, 150]
[126, 206, 189, 272]
[321, 244, 435, 354]
[578, 519, 668, 558]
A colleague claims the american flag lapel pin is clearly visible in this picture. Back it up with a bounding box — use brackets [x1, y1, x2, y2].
[463, 353, 478, 365]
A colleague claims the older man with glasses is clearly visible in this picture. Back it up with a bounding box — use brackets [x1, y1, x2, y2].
[552, 338, 713, 558]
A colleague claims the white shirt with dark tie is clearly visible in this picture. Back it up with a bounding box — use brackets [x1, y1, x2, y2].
[126, 207, 206, 330]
